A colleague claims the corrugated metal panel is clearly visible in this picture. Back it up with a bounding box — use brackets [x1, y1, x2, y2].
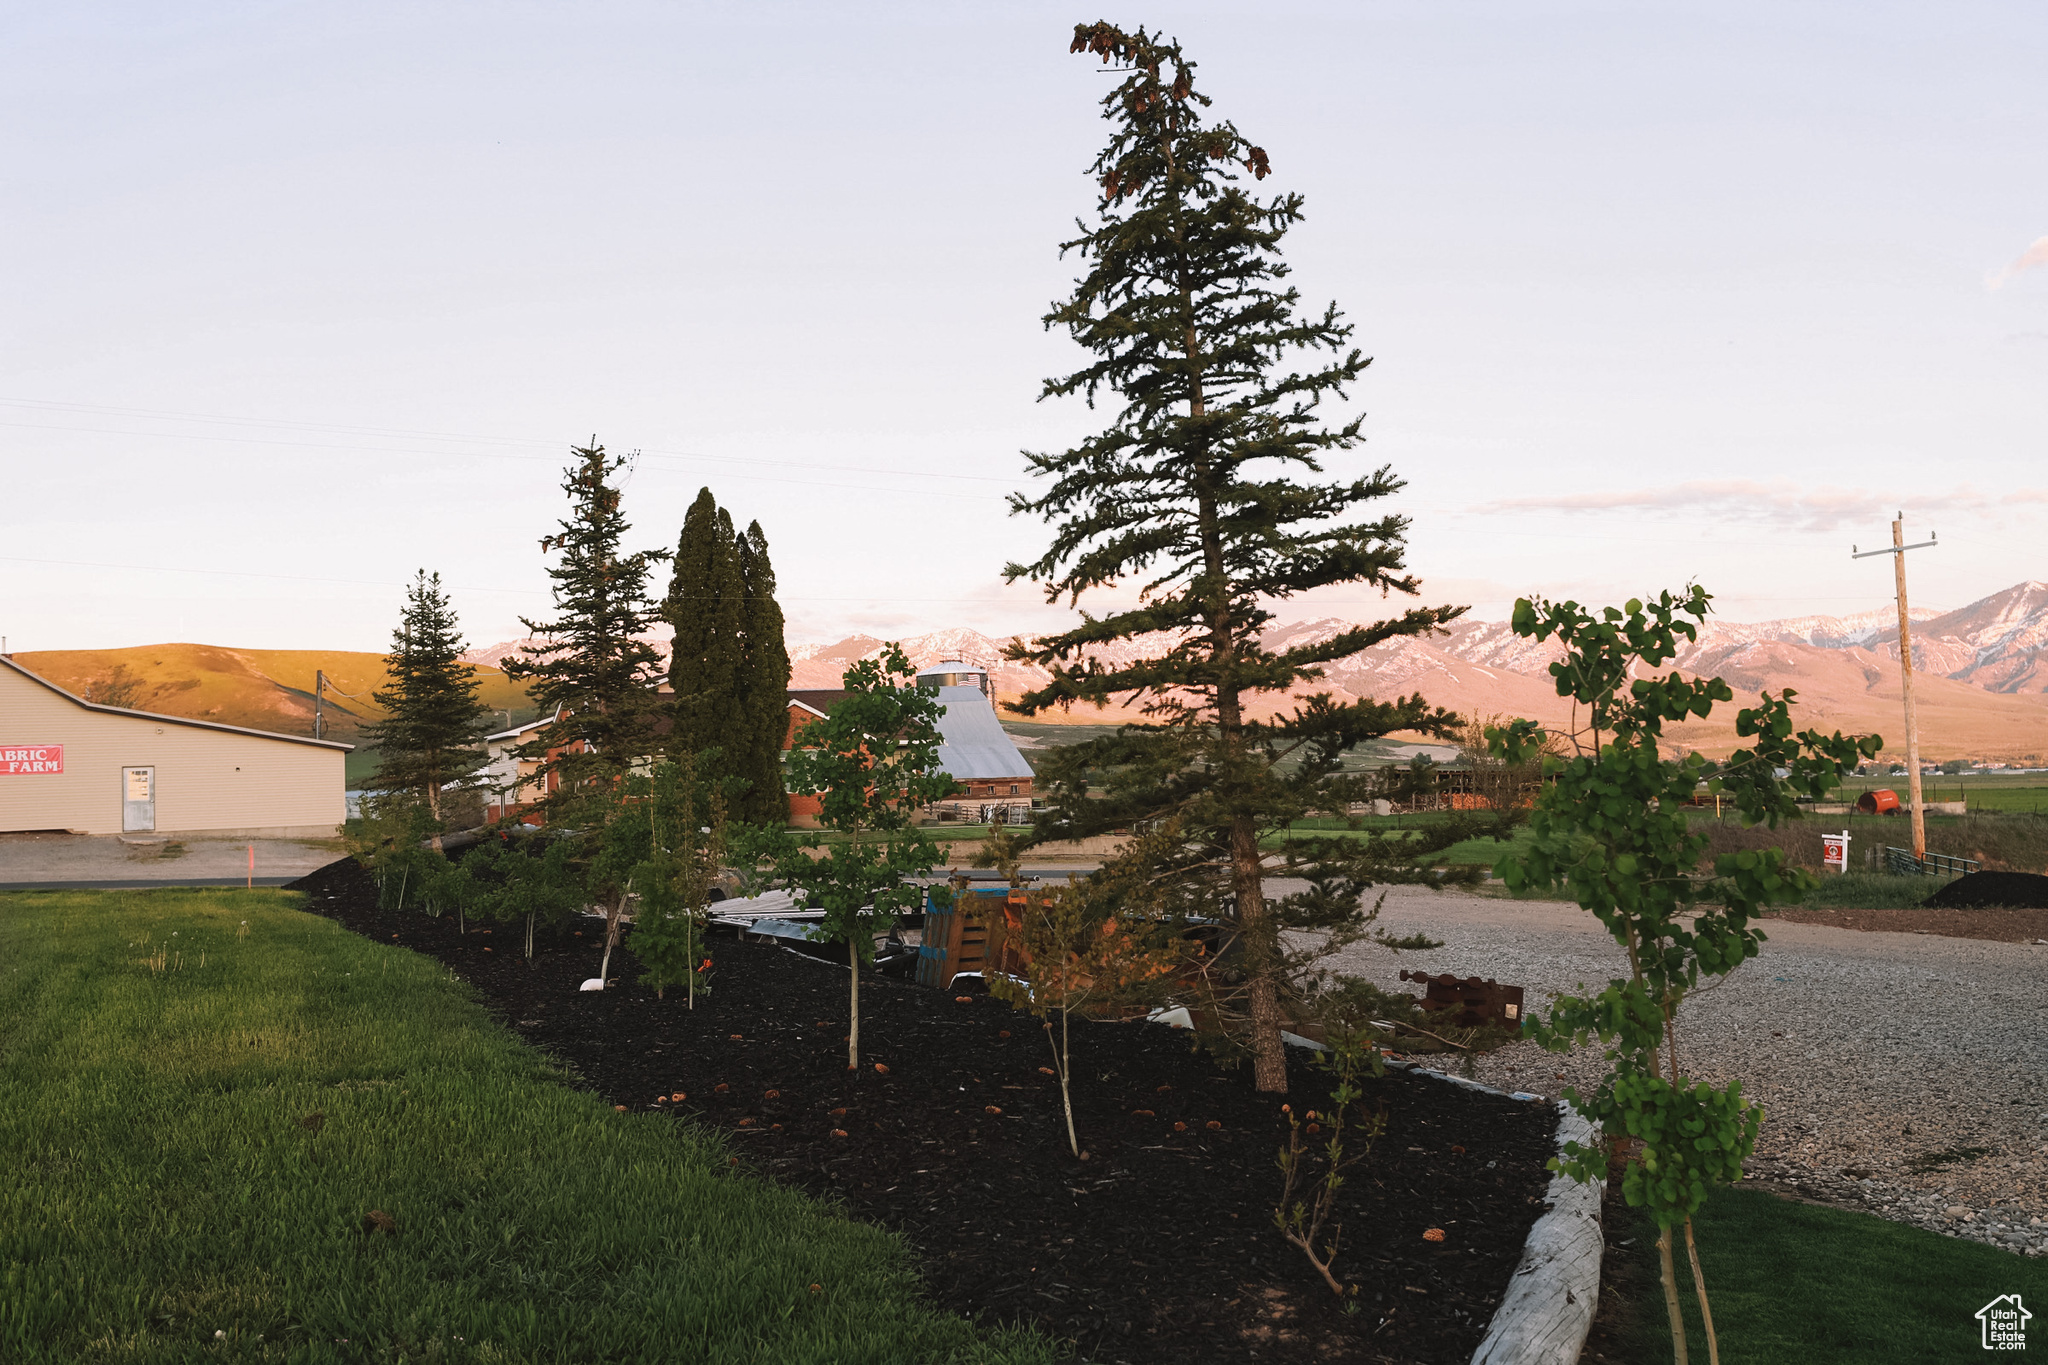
[932, 686, 1032, 782]
[0, 664, 346, 836]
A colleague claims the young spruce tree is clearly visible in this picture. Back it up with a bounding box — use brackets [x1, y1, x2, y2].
[1008, 24, 1471, 1093]
[502, 443, 671, 818]
[364, 570, 493, 837]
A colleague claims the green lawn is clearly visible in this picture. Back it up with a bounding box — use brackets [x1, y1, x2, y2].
[1794, 872, 1949, 908]
[0, 889, 1049, 1365]
[1615, 1186, 2046, 1363]
[343, 747, 381, 787]
[1264, 816, 1537, 871]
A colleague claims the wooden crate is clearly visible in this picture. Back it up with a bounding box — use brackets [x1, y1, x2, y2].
[916, 887, 1009, 989]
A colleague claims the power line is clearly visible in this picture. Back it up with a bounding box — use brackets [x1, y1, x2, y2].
[0, 398, 1029, 487]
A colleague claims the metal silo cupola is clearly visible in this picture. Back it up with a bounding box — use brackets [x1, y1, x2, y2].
[915, 660, 990, 701]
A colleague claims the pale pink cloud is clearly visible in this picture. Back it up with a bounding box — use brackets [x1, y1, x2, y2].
[1471, 481, 2048, 534]
[1987, 234, 2048, 289]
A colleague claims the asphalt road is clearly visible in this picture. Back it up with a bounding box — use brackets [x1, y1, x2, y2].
[0, 831, 341, 889]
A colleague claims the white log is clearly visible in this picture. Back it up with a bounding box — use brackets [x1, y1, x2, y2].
[1470, 1102, 1604, 1365]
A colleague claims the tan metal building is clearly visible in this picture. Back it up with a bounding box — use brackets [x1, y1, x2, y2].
[0, 656, 349, 838]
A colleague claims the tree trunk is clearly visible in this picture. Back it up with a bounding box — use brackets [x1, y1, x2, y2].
[1235, 811, 1287, 1092]
[524, 910, 534, 960]
[1684, 1217, 1719, 1365]
[1658, 1225, 1690, 1365]
[1164, 97, 1285, 1094]
[427, 780, 444, 854]
[1053, 1012, 1079, 1157]
[847, 937, 861, 1070]
[600, 899, 621, 986]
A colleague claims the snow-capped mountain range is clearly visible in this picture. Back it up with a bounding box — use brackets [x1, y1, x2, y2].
[464, 581, 2048, 758]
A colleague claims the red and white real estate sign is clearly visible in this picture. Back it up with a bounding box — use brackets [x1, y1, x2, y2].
[0, 745, 64, 774]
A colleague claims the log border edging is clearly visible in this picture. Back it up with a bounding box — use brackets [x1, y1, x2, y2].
[1270, 1042, 1606, 1362]
[1468, 1098, 1603, 1364]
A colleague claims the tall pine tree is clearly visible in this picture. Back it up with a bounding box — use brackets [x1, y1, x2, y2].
[1007, 24, 1470, 1093]
[736, 518, 791, 824]
[503, 442, 671, 818]
[364, 570, 493, 833]
[664, 489, 789, 824]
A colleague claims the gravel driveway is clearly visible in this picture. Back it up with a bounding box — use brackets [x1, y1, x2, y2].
[1308, 886, 2048, 1258]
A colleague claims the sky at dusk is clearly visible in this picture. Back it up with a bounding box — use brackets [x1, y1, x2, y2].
[4, 1, 2044, 656]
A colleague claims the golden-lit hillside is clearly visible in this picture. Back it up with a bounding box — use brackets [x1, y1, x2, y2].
[13, 644, 533, 744]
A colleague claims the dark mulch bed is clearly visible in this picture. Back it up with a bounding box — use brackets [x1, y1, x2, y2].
[287, 857, 1557, 1364]
[1763, 902, 2048, 943]
[1922, 870, 2048, 910]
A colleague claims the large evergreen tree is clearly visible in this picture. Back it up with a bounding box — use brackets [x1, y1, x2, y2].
[664, 489, 790, 824]
[735, 518, 791, 824]
[502, 443, 671, 817]
[1006, 24, 1470, 1093]
[363, 570, 492, 834]
[666, 489, 747, 755]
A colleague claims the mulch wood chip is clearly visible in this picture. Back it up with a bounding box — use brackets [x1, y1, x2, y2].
[289, 857, 1557, 1364]
[1764, 901, 2048, 943]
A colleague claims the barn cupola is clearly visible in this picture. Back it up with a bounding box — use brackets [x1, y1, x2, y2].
[915, 660, 990, 700]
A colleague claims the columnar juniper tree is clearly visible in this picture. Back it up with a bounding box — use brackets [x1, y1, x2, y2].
[364, 571, 493, 842]
[1007, 22, 1470, 1092]
[735, 520, 792, 824]
[503, 443, 672, 820]
[666, 490, 747, 757]
[664, 490, 791, 824]
[1489, 586, 1880, 1365]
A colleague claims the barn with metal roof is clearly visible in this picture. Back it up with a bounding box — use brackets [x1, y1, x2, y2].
[781, 660, 1035, 823]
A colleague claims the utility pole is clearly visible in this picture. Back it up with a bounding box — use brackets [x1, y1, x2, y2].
[313, 670, 359, 744]
[1852, 513, 1937, 863]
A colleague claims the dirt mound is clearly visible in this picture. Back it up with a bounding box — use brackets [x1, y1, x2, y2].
[1921, 870, 2048, 910]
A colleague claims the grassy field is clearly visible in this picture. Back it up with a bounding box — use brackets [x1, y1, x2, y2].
[1613, 1186, 2045, 1363]
[344, 746, 381, 787]
[1264, 815, 1536, 869]
[1793, 872, 1950, 908]
[0, 888, 1048, 1365]
[1827, 772, 2048, 815]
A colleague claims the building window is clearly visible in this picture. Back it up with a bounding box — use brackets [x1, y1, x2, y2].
[1010, 784, 1019, 795]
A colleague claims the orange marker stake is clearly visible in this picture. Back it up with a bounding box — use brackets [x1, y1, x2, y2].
[247, 844, 254, 889]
